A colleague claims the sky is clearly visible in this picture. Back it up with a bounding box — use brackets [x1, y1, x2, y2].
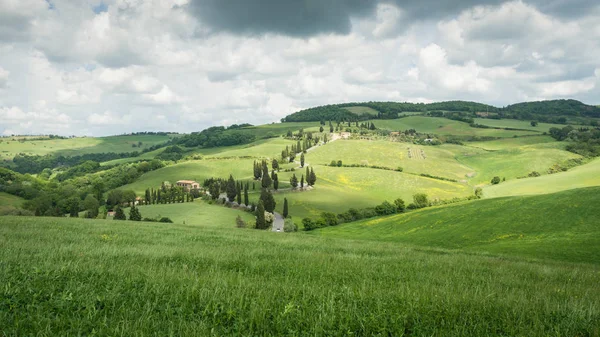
[0, 0, 599, 136]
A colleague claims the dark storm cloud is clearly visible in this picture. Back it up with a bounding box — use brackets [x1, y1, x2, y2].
[188, 0, 598, 37]
[188, 0, 378, 36]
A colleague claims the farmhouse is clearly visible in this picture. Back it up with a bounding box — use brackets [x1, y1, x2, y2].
[176, 180, 200, 191]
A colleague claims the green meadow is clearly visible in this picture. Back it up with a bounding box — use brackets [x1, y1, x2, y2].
[1, 215, 598, 336]
[307, 139, 474, 180]
[484, 157, 600, 198]
[456, 144, 581, 184]
[472, 118, 575, 132]
[134, 200, 255, 227]
[342, 106, 380, 116]
[0, 134, 175, 160]
[312, 187, 600, 264]
[373, 116, 540, 138]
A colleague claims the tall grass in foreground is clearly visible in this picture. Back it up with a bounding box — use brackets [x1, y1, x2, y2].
[1, 216, 599, 336]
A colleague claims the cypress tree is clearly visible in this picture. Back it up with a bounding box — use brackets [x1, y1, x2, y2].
[306, 166, 310, 182]
[237, 186, 242, 204]
[114, 206, 126, 220]
[283, 198, 289, 218]
[273, 173, 279, 190]
[226, 175, 237, 201]
[129, 205, 142, 221]
[290, 174, 298, 188]
[300, 153, 305, 167]
[300, 175, 304, 188]
[255, 201, 266, 229]
[244, 187, 249, 206]
[309, 167, 317, 186]
[261, 165, 272, 189]
[260, 189, 276, 213]
[145, 189, 151, 205]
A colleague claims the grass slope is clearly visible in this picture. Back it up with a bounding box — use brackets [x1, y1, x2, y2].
[0, 134, 175, 160]
[342, 106, 379, 116]
[456, 144, 580, 184]
[472, 118, 571, 132]
[484, 157, 600, 198]
[1, 216, 598, 335]
[306, 140, 474, 181]
[0, 192, 24, 208]
[373, 116, 540, 138]
[135, 200, 254, 227]
[313, 187, 600, 264]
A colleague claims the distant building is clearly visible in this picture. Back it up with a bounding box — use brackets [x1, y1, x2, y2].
[176, 180, 200, 191]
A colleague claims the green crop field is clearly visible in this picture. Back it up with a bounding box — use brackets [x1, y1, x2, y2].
[312, 187, 600, 264]
[342, 106, 380, 115]
[472, 118, 570, 132]
[1, 215, 599, 336]
[0, 134, 175, 160]
[132, 200, 254, 227]
[373, 116, 540, 138]
[484, 157, 600, 198]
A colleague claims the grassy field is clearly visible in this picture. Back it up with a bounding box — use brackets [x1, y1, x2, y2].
[1, 215, 599, 336]
[373, 116, 541, 138]
[268, 165, 472, 219]
[342, 106, 379, 116]
[134, 200, 255, 227]
[473, 118, 571, 132]
[117, 158, 258, 194]
[0, 134, 175, 160]
[467, 135, 558, 150]
[456, 144, 581, 184]
[312, 187, 600, 264]
[306, 140, 474, 181]
[484, 157, 600, 198]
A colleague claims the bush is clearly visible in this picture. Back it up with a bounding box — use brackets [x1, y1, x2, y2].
[337, 160, 343, 167]
[159, 217, 173, 223]
[283, 218, 297, 232]
[235, 215, 248, 228]
[320, 212, 338, 227]
[375, 201, 397, 215]
[394, 198, 406, 212]
[528, 171, 541, 177]
[413, 193, 429, 209]
[491, 176, 501, 184]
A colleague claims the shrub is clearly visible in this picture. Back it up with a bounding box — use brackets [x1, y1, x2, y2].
[235, 215, 248, 228]
[302, 218, 317, 231]
[491, 176, 501, 184]
[528, 171, 541, 177]
[283, 218, 297, 232]
[375, 201, 397, 215]
[474, 187, 483, 199]
[413, 193, 429, 209]
[394, 198, 406, 212]
[320, 212, 338, 227]
[158, 217, 173, 223]
[337, 160, 343, 167]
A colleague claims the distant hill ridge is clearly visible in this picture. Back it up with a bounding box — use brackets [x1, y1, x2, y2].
[282, 99, 600, 123]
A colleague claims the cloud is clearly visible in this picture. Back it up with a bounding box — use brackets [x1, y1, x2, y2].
[188, 0, 377, 37]
[0, 67, 8, 88]
[0, 0, 599, 136]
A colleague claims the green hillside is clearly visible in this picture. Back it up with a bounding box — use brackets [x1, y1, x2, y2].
[0, 134, 175, 160]
[1, 215, 599, 336]
[484, 157, 600, 198]
[135, 200, 254, 227]
[312, 187, 600, 264]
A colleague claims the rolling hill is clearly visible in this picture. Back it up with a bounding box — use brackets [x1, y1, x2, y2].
[311, 187, 600, 264]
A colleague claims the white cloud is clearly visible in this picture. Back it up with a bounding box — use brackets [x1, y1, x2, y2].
[0, 67, 8, 88]
[0, 0, 598, 136]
